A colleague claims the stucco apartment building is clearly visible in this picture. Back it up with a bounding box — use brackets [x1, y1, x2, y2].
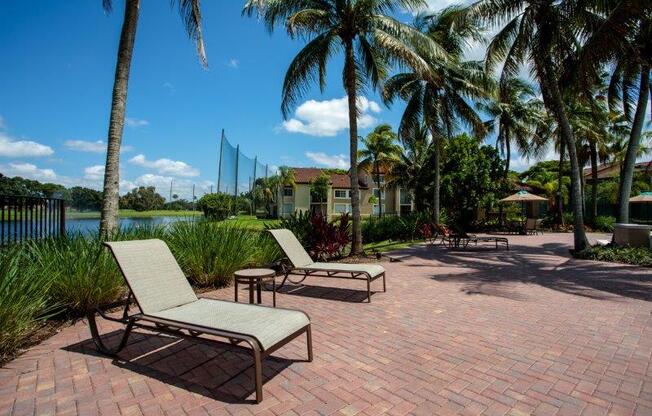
[278, 167, 414, 218]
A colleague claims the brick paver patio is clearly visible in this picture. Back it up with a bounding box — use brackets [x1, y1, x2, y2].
[1, 233, 651, 415]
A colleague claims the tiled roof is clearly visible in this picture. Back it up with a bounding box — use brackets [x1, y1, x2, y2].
[291, 167, 369, 189]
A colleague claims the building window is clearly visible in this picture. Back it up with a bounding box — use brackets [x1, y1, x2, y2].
[334, 189, 350, 199]
[283, 203, 294, 215]
[372, 204, 385, 215]
[334, 203, 351, 214]
[400, 188, 412, 205]
[373, 188, 385, 200]
[283, 186, 293, 197]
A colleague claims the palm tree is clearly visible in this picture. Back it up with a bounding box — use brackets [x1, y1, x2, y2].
[243, 0, 439, 254]
[383, 6, 488, 225]
[479, 78, 545, 180]
[358, 124, 402, 217]
[470, 0, 589, 251]
[576, 1, 650, 223]
[386, 124, 432, 211]
[99, 0, 207, 235]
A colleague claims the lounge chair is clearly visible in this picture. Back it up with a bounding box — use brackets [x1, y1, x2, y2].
[86, 239, 312, 403]
[268, 229, 386, 302]
[525, 218, 543, 235]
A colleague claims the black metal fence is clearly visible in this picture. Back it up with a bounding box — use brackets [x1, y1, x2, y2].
[0, 195, 66, 245]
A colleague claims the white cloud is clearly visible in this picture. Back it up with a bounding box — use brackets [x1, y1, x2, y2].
[228, 58, 239, 68]
[511, 145, 559, 172]
[0, 132, 54, 158]
[281, 96, 382, 137]
[0, 162, 57, 180]
[305, 151, 349, 169]
[65, 140, 105, 153]
[128, 154, 200, 177]
[125, 117, 149, 128]
[162, 82, 176, 94]
[64, 139, 133, 153]
[84, 165, 105, 181]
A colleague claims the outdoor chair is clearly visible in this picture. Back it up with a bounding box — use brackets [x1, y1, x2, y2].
[86, 239, 312, 404]
[268, 229, 386, 303]
[525, 218, 543, 235]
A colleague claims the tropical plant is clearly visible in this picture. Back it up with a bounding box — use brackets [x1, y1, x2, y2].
[383, 5, 488, 225]
[310, 172, 330, 204]
[358, 124, 401, 217]
[244, 0, 439, 254]
[576, 1, 651, 223]
[27, 235, 125, 314]
[0, 246, 57, 363]
[386, 124, 432, 211]
[99, 0, 207, 235]
[470, 0, 589, 251]
[308, 214, 351, 260]
[167, 221, 279, 287]
[479, 77, 545, 178]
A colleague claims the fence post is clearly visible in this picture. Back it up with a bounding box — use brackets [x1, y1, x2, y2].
[234, 144, 240, 215]
[59, 199, 66, 237]
[252, 156, 257, 216]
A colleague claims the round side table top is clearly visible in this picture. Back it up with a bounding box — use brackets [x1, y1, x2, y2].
[234, 268, 276, 279]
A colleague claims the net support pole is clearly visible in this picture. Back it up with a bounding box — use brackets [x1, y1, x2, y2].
[217, 129, 225, 193]
[252, 156, 257, 216]
[234, 144, 240, 215]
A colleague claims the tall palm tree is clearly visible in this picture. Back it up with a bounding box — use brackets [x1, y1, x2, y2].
[243, 0, 439, 254]
[386, 124, 432, 211]
[576, 1, 650, 223]
[99, 0, 207, 235]
[383, 6, 488, 225]
[470, 0, 589, 251]
[479, 78, 545, 180]
[358, 124, 402, 217]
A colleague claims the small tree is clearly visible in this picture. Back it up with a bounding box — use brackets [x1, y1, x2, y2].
[197, 193, 232, 220]
[119, 186, 166, 211]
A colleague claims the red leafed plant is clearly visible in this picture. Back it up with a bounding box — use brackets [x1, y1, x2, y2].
[308, 213, 351, 261]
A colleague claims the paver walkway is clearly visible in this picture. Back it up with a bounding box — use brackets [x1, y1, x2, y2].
[1, 233, 651, 415]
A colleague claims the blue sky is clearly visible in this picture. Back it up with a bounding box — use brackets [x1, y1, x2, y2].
[0, 0, 542, 199]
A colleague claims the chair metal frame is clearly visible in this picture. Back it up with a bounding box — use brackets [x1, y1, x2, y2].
[86, 244, 313, 404]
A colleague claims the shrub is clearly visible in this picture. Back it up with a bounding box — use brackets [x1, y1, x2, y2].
[362, 213, 432, 243]
[272, 211, 313, 246]
[197, 193, 232, 220]
[308, 214, 350, 260]
[0, 246, 57, 362]
[167, 221, 279, 287]
[26, 235, 125, 315]
[593, 215, 616, 232]
[575, 245, 652, 267]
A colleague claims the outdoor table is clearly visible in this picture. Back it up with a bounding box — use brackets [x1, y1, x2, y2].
[234, 268, 277, 307]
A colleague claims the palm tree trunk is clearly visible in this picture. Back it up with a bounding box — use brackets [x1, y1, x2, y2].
[557, 140, 565, 226]
[589, 140, 599, 223]
[99, 0, 140, 236]
[375, 160, 382, 218]
[430, 131, 440, 225]
[617, 65, 650, 223]
[344, 39, 362, 254]
[537, 56, 588, 251]
[504, 130, 511, 180]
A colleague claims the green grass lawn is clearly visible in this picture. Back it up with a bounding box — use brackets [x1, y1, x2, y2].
[225, 215, 280, 230]
[66, 210, 203, 219]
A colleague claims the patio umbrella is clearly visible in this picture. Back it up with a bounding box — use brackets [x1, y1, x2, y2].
[629, 191, 652, 203]
[500, 191, 548, 219]
[500, 190, 548, 203]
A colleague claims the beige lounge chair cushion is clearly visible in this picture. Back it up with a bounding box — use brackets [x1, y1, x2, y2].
[302, 262, 385, 278]
[105, 239, 198, 314]
[268, 229, 314, 267]
[150, 298, 309, 350]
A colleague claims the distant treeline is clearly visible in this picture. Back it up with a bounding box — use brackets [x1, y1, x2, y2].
[0, 174, 194, 212]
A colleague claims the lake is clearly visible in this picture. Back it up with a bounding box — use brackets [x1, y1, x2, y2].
[65, 216, 193, 234]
